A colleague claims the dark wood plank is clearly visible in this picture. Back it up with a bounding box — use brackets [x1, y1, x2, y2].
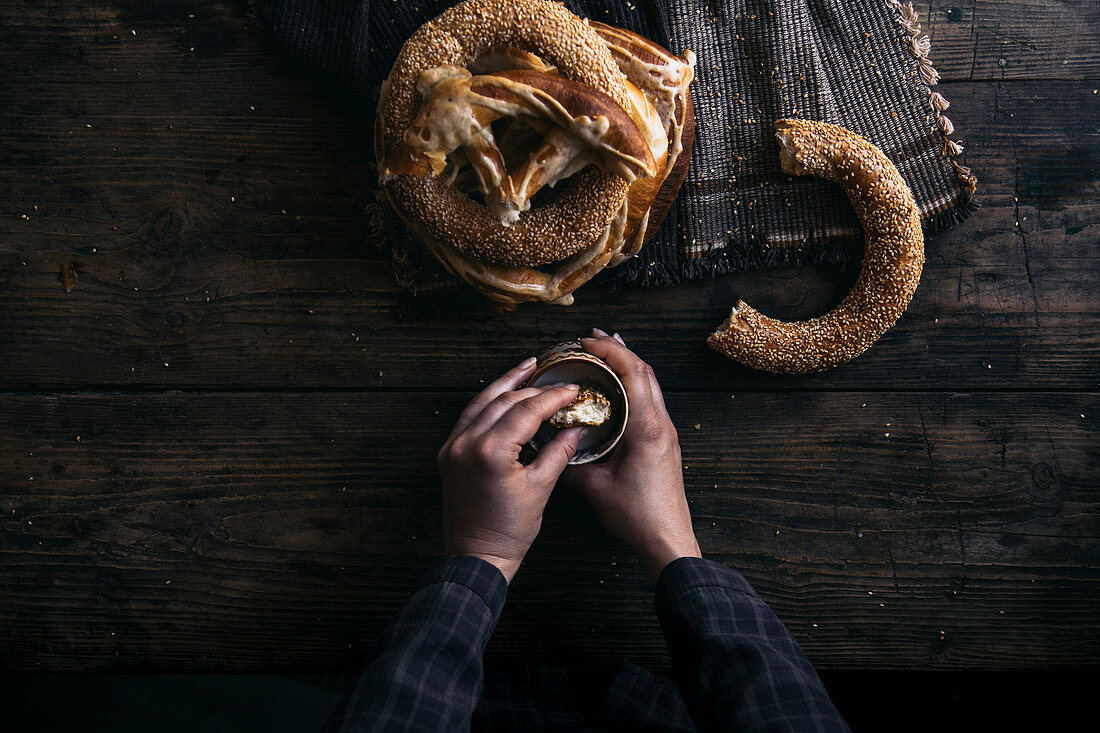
[1, 78, 1098, 390]
[2, 391, 1095, 672]
[914, 0, 1100, 81]
[1, 1, 1095, 83]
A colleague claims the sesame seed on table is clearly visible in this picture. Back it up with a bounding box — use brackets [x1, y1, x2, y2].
[0, 1, 1096, 725]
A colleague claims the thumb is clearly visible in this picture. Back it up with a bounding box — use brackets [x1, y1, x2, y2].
[527, 427, 586, 488]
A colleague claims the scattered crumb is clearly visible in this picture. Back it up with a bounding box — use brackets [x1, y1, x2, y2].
[60, 262, 78, 292]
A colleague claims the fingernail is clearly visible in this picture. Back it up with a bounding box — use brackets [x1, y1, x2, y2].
[518, 356, 537, 369]
[612, 332, 625, 345]
[592, 327, 609, 337]
[564, 383, 579, 391]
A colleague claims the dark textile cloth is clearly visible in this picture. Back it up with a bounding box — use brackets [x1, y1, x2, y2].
[323, 555, 849, 731]
[246, 0, 976, 305]
[656, 557, 850, 732]
[322, 555, 507, 731]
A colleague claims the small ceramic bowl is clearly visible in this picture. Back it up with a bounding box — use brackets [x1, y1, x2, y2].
[524, 340, 629, 464]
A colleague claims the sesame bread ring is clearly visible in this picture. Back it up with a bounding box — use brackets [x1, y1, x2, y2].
[386, 31, 693, 311]
[378, 0, 635, 267]
[413, 192, 630, 310]
[708, 119, 925, 373]
[382, 68, 656, 266]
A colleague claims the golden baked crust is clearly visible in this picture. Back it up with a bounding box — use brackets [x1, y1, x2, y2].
[707, 119, 925, 373]
[378, 0, 633, 266]
[403, 184, 630, 309]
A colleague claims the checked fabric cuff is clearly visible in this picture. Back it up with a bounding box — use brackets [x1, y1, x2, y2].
[417, 555, 509, 617]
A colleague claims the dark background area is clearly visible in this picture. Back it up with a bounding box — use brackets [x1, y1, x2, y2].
[1, 0, 1097, 729]
[1, 670, 1097, 730]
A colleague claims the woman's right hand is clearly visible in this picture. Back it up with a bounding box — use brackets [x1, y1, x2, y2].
[563, 329, 701, 582]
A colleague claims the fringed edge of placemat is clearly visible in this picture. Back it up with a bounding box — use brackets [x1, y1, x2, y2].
[608, 238, 861, 290]
[605, 192, 980, 292]
[924, 196, 981, 236]
[889, 0, 978, 205]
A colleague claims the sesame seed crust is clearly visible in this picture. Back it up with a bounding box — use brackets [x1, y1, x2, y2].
[379, 0, 632, 266]
[707, 119, 925, 374]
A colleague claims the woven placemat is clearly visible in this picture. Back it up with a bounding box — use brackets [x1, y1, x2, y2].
[247, 0, 977, 312]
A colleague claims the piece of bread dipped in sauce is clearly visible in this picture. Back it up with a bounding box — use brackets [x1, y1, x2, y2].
[549, 387, 611, 428]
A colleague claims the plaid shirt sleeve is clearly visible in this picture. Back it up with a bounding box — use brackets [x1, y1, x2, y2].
[323, 556, 507, 732]
[656, 557, 850, 733]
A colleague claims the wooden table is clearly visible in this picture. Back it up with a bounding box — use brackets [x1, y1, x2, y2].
[1, 1, 1097, 675]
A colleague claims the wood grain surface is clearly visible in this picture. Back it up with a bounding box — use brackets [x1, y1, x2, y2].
[1, 0, 1098, 673]
[2, 391, 1096, 671]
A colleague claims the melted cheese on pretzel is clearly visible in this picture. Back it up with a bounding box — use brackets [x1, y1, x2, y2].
[385, 68, 656, 226]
